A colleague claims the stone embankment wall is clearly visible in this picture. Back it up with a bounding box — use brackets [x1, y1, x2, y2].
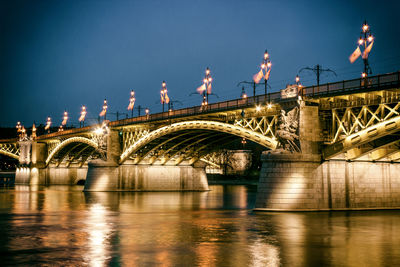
[255, 152, 400, 211]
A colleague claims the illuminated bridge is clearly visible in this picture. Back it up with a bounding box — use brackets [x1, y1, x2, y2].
[1, 71, 400, 211]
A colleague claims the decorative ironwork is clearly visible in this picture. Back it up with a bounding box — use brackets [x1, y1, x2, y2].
[0, 143, 20, 160]
[330, 102, 400, 144]
[234, 116, 278, 139]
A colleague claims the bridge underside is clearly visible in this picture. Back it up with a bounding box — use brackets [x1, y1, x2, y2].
[48, 142, 101, 168]
[124, 129, 257, 166]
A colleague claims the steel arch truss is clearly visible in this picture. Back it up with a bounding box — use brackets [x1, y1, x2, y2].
[45, 137, 99, 166]
[0, 143, 20, 160]
[234, 115, 278, 139]
[330, 102, 400, 144]
[323, 112, 400, 159]
[120, 120, 278, 164]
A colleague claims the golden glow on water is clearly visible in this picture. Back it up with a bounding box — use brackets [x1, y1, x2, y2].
[85, 203, 112, 267]
[0, 185, 400, 266]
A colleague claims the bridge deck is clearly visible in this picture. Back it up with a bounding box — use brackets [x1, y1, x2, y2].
[3, 71, 400, 142]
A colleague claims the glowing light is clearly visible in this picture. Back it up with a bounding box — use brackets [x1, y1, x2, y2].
[205, 67, 210, 75]
[208, 77, 212, 82]
[256, 105, 262, 112]
[358, 38, 364, 45]
[368, 35, 373, 42]
[145, 108, 149, 115]
[203, 78, 208, 83]
[362, 24, 369, 32]
[267, 103, 272, 109]
[264, 50, 269, 60]
[242, 93, 247, 99]
[362, 72, 367, 78]
[267, 62, 271, 68]
[295, 75, 300, 83]
[261, 63, 265, 69]
[94, 127, 103, 135]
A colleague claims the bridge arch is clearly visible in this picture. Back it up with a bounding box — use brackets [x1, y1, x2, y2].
[0, 150, 19, 160]
[45, 137, 99, 166]
[323, 114, 400, 159]
[119, 120, 278, 164]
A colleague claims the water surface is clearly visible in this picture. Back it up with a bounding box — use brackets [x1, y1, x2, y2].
[0, 185, 399, 266]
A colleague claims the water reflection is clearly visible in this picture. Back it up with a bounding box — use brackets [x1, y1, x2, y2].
[85, 203, 113, 267]
[0, 185, 399, 266]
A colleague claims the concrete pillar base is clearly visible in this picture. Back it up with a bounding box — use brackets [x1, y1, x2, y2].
[84, 162, 209, 192]
[15, 166, 88, 185]
[256, 151, 400, 211]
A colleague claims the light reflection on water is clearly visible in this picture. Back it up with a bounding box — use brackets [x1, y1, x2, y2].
[0, 184, 399, 266]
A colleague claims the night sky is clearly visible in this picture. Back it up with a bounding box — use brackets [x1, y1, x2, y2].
[1, 0, 400, 127]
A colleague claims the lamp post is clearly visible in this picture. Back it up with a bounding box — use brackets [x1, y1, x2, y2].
[127, 90, 136, 117]
[99, 99, 108, 121]
[62, 111, 68, 127]
[16, 122, 22, 138]
[79, 106, 87, 127]
[160, 81, 170, 112]
[359, 20, 374, 77]
[204, 67, 212, 104]
[295, 75, 303, 97]
[240, 86, 247, 99]
[45, 117, 52, 133]
[262, 50, 272, 96]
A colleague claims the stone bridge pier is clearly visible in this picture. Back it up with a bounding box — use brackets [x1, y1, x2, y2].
[15, 129, 209, 191]
[84, 129, 209, 191]
[255, 102, 400, 211]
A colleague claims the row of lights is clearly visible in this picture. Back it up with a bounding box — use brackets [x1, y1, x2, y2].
[16, 22, 374, 137]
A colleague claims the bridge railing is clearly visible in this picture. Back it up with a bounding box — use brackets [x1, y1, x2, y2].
[110, 92, 282, 128]
[303, 71, 400, 96]
[24, 71, 400, 139]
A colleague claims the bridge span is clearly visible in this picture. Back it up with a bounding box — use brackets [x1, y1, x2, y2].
[1, 71, 400, 211]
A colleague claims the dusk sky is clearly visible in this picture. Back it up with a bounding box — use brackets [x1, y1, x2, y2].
[1, 0, 400, 127]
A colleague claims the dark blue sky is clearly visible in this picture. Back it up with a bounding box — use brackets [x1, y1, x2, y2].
[1, 0, 400, 127]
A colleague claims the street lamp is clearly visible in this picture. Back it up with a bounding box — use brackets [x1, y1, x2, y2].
[296, 75, 304, 97]
[262, 49, 272, 96]
[45, 117, 51, 133]
[62, 111, 68, 126]
[99, 99, 108, 121]
[127, 90, 136, 117]
[253, 50, 272, 100]
[196, 67, 213, 107]
[349, 20, 374, 77]
[16, 122, 22, 140]
[240, 86, 247, 99]
[79, 106, 87, 127]
[160, 81, 170, 112]
[204, 67, 212, 104]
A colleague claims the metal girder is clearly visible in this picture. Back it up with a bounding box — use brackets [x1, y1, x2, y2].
[66, 145, 93, 167]
[133, 131, 197, 164]
[55, 143, 82, 167]
[188, 137, 238, 165]
[158, 133, 213, 165]
[120, 120, 278, 164]
[175, 135, 232, 165]
[234, 116, 278, 138]
[330, 102, 400, 144]
[389, 151, 400, 161]
[323, 115, 400, 159]
[46, 137, 98, 166]
[345, 135, 400, 160]
[0, 143, 19, 160]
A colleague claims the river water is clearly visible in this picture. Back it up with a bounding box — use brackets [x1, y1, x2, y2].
[0, 184, 399, 266]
